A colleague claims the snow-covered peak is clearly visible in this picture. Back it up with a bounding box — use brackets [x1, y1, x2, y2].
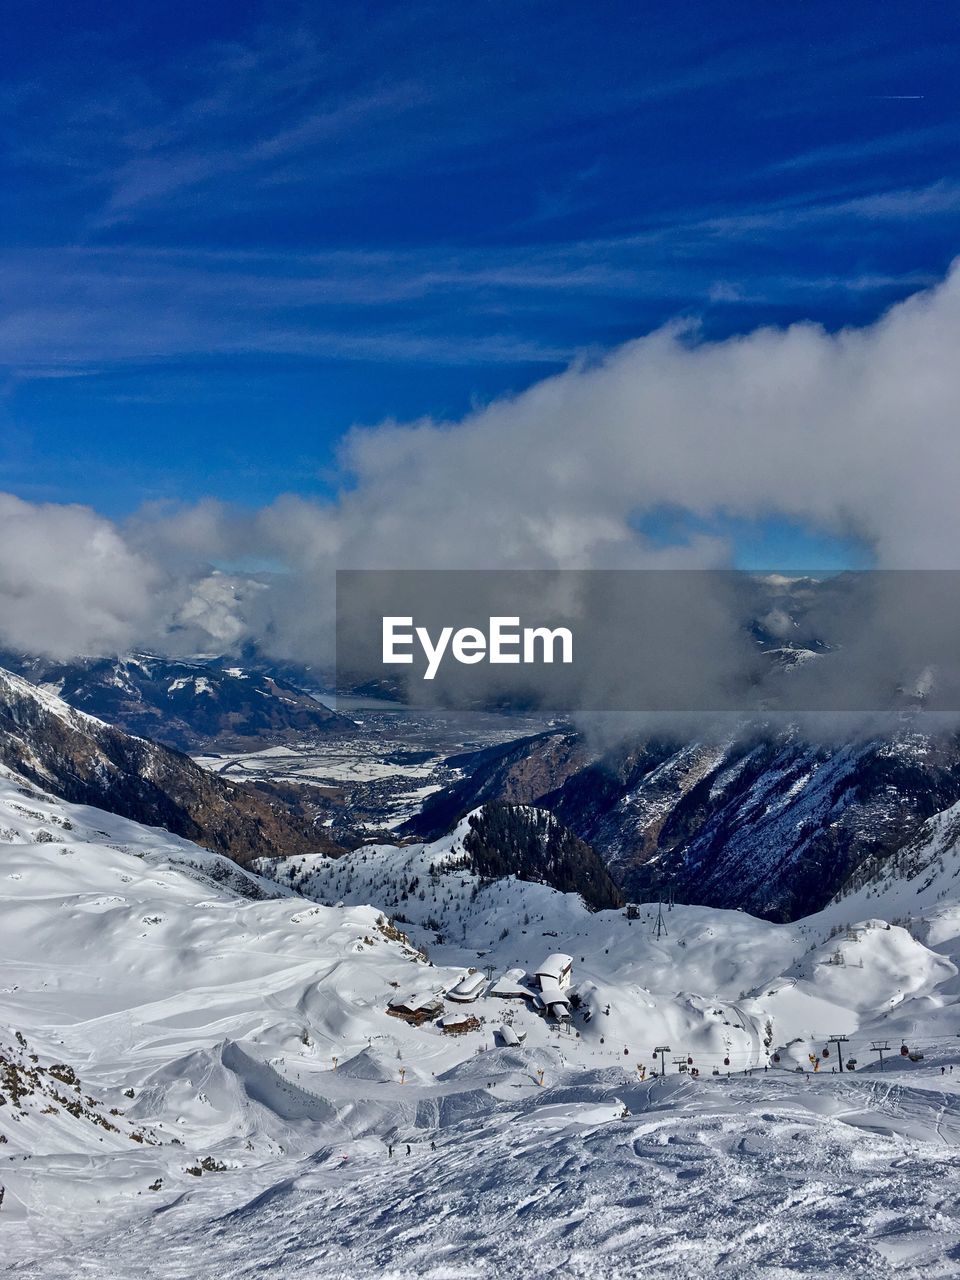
[0, 664, 107, 730]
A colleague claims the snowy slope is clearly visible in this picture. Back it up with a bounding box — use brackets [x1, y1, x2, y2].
[18, 1068, 960, 1279]
[0, 769, 460, 1259]
[260, 817, 960, 1076]
[8, 776, 960, 1275]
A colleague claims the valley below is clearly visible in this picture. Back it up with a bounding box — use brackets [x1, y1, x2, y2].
[192, 699, 556, 836]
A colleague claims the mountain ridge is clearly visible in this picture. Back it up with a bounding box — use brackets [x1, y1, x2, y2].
[0, 666, 345, 867]
[405, 721, 960, 920]
[0, 650, 349, 751]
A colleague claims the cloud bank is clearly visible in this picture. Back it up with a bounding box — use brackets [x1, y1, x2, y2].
[5, 265, 960, 668]
[0, 495, 161, 659]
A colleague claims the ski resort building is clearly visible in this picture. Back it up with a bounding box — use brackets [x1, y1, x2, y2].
[489, 968, 534, 1000]
[536, 981, 572, 1021]
[534, 953, 574, 1021]
[497, 1024, 526, 1046]
[446, 970, 487, 1002]
[535, 953, 573, 989]
[386, 991, 443, 1025]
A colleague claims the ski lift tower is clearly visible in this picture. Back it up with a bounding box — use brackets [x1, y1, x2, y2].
[870, 1040, 891, 1072]
[653, 893, 668, 939]
[653, 1044, 670, 1078]
[827, 1034, 850, 1071]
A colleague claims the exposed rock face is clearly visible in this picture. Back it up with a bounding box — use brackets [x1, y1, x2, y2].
[0, 668, 344, 865]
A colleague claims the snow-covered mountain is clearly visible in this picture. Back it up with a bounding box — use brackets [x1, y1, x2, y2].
[0, 667, 343, 866]
[834, 792, 960, 922]
[0, 652, 347, 751]
[8, 762, 960, 1276]
[457, 802, 622, 910]
[10, 647, 960, 1274]
[408, 722, 960, 921]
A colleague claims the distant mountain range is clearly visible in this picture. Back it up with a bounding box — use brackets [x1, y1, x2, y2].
[8, 574, 960, 929]
[0, 651, 349, 750]
[0, 667, 616, 908]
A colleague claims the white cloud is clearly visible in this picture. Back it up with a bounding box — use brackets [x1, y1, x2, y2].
[6, 263, 960, 667]
[0, 495, 162, 658]
[321, 259, 960, 575]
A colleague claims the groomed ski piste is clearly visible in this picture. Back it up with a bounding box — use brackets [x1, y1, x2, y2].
[6, 770, 960, 1276]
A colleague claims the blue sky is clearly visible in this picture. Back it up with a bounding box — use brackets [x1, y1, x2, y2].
[2, 0, 959, 565]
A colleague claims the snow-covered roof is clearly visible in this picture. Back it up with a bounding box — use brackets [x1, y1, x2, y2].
[498, 1024, 520, 1046]
[538, 977, 571, 1006]
[447, 970, 487, 999]
[535, 953, 573, 979]
[389, 990, 441, 1012]
[490, 969, 535, 998]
